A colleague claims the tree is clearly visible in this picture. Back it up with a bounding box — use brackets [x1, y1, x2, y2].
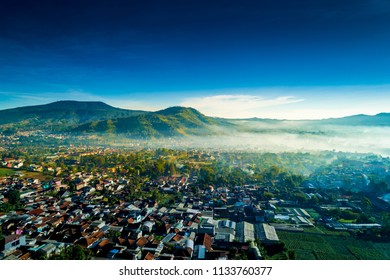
[50, 245, 93, 260]
[356, 213, 371, 223]
[5, 189, 20, 206]
[284, 174, 304, 189]
[228, 247, 248, 260]
[0, 203, 14, 213]
[148, 188, 161, 202]
[287, 250, 296, 260]
[369, 180, 388, 194]
[166, 161, 176, 175]
[106, 230, 121, 242]
[263, 191, 274, 200]
[309, 195, 319, 206]
[292, 191, 308, 204]
[155, 158, 166, 176]
[361, 196, 372, 212]
[199, 166, 215, 186]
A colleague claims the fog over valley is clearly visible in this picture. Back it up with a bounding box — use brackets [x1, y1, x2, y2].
[0, 101, 390, 156]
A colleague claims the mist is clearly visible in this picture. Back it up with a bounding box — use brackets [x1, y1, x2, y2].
[94, 123, 390, 156]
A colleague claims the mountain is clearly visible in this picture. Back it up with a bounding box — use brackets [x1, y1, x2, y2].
[73, 106, 235, 138]
[1, 100, 390, 139]
[232, 113, 390, 128]
[0, 101, 145, 131]
[317, 113, 390, 126]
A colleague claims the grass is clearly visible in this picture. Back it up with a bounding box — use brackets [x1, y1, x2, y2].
[0, 168, 15, 177]
[338, 219, 356, 223]
[0, 168, 52, 181]
[302, 227, 324, 234]
[277, 230, 390, 260]
[22, 171, 53, 181]
[305, 208, 321, 220]
[315, 225, 351, 236]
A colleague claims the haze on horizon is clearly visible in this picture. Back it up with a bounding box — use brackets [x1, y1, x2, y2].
[1, 86, 390, 121]
[1, 0, 390, 120]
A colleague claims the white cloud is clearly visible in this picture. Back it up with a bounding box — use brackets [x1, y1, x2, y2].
[178, 85, 390, 119]
[180, 94, 305, 119]
[3, 84, 390, 120]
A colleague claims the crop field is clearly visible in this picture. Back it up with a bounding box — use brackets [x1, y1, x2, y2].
[277, 230, 390, 260]
[311, 225, 352, 236]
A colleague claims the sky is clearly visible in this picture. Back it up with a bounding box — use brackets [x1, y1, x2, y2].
[1, 0, 390, 119]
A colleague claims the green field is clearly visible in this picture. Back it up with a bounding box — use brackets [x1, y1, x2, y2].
[303, 225, 351, 236]
[0, 168, 52, 181]
[0, 168, 15, 177]
[305, 208, 321, 220]
[22, 171, 53, 181]
[278, 230, 390, 260]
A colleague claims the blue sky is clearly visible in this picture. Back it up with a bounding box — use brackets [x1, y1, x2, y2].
[1, 0, 390, 119]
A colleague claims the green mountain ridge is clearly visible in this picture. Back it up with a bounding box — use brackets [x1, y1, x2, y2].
[317, 113, 390, 126]
[0, 100, 145, 131]
[1, 101, 390, 138]
[73, 106, 235, 138]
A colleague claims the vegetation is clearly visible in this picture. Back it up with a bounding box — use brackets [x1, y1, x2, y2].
[49, 245, 93, 260]
[0, 101, 144, 131]
[277, 231, 390, 260]
[255, 239, 296, 260]
[0, 189, 21, 212]
[5, 189, 20, 205]
[1, 132, 390, 260]
[0, 168, 15, 177]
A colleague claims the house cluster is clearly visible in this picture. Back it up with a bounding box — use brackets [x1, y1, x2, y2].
[310, 158, 390, 191]
[2, 153, 389, 260]
[1, 170, 285, 260]
[2, 158, 24, 169]
[0, 200, 278, 260]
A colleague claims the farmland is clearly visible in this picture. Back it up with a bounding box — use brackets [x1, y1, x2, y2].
[278, 230, 390, 260]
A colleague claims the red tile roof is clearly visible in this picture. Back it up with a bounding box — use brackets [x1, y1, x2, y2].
[144, 252, 154, 260]
[19, 253, 31, 260]
[173, 234, 183, 242]
[136, 237, 148, 247]
[117, 237, 127, 245]
[98, 239, 110, 247]
[28, 208, 44, 216]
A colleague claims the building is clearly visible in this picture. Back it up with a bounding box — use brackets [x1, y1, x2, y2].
[235, 222, 255, 243]
[256, 223, 279, 244]
[0, 234, 26, 257]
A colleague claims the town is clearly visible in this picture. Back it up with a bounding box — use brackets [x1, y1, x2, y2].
[1, 145, 390, 260]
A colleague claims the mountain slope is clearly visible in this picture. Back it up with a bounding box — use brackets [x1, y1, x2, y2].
[73, 106, 236, 138]
[318, 113, 390, 126]
[1, 101, 390, 138]
[0, 101, 145, 131]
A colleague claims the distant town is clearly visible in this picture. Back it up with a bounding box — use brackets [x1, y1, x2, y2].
[1, 135, 390, 260]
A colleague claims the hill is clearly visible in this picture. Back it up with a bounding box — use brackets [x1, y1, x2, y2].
[0, 101, 145, 131]
[1, 101, 390, 139]
[318, 113, 390, 126]
[73, 106, 235, 138]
